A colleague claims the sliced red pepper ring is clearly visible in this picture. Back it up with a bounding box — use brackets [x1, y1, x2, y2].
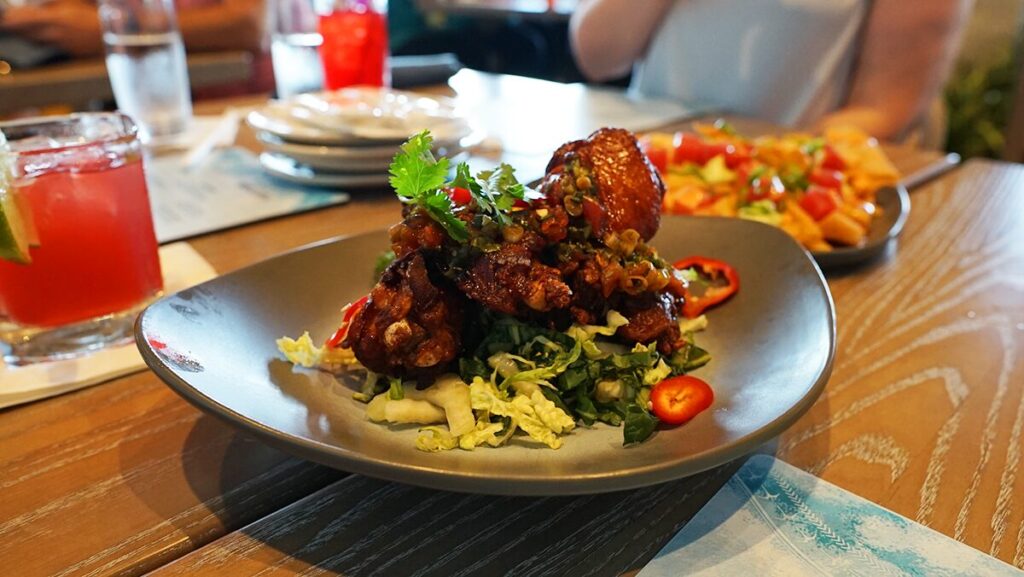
[673, 256, 740, 318]
[650, 375, 714, 425]
[325, 294, 369, 349]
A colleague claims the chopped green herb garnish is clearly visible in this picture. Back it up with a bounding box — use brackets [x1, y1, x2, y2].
[450, 162, 526, 227]
[388, 130, 467, 241]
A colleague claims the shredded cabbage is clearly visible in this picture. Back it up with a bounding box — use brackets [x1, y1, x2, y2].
[678, 315, 709, 335]
[469, 377, 575, 449]
[276, 332, 323, 368]
[643, 359, 672, 386]
[565, 310, 630, 360]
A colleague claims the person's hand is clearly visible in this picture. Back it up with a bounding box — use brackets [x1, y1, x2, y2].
[0, 0, 104, 58]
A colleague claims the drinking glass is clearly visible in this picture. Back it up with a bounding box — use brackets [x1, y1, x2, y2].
[270, 0, 325, 98]
[0, 113, 163, 365]
[314, 0, 389, 89]
[98, 0, 193, 144]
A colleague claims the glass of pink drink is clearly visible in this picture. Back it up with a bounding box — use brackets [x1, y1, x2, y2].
[0, 113, 163, 365]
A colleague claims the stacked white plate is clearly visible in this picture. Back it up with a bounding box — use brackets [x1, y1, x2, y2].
[247, 87, 481, 188]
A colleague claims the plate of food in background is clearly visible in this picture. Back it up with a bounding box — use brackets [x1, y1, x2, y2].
[640, 122, 907, 269]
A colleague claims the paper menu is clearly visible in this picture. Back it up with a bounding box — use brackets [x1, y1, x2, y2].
[638, 455, 1021, 576]
[145, 147, 350, 243]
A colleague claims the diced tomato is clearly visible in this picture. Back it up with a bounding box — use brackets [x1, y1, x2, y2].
[672, 132, 748, 168]
[799, 185, 839, 221]
[673, 133, 708, 165]
[673, 256, 740, 318]
[748, 174, 785, 202]
[808, 168, 843, 190]
[325, 295, 369, 349]
[721, 143, 752, 169]
[650, 375, 714, 425]
[644, 146, 669, 173]
[821, 145, 847, 171]
[446, 186, 472, 205]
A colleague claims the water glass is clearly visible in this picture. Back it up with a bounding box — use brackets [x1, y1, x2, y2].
[270, 0, 325, 98]
[314, 0, 389, 89]
[98, 0, 193, 144]
[0, 113, 163, 365]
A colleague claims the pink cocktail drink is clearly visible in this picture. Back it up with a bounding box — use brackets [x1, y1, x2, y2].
[0, 113, 163, 364]
[0, 160, 161, 327]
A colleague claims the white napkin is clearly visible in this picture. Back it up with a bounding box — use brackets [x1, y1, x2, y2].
[0, 242, 217, 409]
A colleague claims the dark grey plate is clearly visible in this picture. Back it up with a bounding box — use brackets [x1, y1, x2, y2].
[136, 216, 835, 495]
[811, 185, 910, 269]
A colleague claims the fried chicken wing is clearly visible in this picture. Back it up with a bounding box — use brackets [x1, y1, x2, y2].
[343, 252, 463, 377]
[542, 127, 666, 241]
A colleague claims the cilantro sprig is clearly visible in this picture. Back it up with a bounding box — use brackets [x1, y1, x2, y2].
[389, 130, 534, 242]
[389, 131, 467, 241]
[451, 162, 526, 227]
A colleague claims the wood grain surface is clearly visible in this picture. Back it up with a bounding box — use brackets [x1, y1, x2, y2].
[140, 164, 1024, 575]
[782, 159, 1024, 567]
[149, 459, 746, 577]
[0, 374, 344, 576]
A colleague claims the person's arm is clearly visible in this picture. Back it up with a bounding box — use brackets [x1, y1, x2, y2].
[0, 1, 104, 58]
[0, 0, 265, 59]
[176, 0, 265, 54]
[818, 0, 973, 141]
[569, 0, 675, 81]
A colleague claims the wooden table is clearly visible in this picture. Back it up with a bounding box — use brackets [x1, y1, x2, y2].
[2, 75, 1023, 575]
[0, 51, 253, 115]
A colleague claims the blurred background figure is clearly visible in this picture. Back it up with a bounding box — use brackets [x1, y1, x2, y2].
[570, 0, 974, 146]
[0, 0, 271, 93]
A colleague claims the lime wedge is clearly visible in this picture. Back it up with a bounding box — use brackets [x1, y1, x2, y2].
[0, 141, 31, 264]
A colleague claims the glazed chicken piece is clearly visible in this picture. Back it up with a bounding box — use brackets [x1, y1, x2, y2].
[616, 293, 684, 355]
[343, 252, 463, 377]
[541, 127, 666, 241]
[456, 242, 572, 315]
[347, 128, 683, 377]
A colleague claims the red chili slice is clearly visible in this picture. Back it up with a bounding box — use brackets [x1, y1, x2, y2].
[673, 256, 740, 318]
[325, 295, 368, 349]
[650, 375, 714, 425]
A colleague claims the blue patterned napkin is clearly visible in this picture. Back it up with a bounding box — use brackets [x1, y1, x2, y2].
[639, 455, 1021, 576]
